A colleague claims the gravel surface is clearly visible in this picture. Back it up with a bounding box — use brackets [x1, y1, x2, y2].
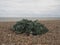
[0, 20, 60, 45]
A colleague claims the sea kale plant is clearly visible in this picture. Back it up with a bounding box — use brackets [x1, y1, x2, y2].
[12, 19, 48, 36]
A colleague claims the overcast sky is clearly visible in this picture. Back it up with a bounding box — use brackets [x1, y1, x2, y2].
[0, 0, 60, 17]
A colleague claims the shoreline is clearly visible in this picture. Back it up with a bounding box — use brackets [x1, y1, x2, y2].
[0, 17, 60, 22]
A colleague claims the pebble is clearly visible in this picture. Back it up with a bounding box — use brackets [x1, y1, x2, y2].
[8, 34, 11, 36]
[2, 43, 5, 45]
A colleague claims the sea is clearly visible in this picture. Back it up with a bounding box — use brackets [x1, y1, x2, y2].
[0, 17, 60, 22]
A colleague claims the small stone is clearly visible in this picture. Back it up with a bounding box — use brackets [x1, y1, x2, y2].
[8, 34, 11, 36]
[2, 43, 5, 45]
[11, 43, 16, 45]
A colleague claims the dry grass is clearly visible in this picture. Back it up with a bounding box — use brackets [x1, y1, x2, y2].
[0, 20, 60, 45]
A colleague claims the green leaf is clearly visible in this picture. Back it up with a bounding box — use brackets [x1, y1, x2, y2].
[12, 19, 49, 36]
